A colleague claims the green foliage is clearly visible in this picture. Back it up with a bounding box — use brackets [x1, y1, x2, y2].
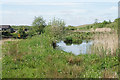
[45, 18, 65, 40]
[86, 25, 93, 29]
[2, 18, 119, 78]
[11, 25, 35, 38]
[93, 20, 110, 28]
[78, 19, 118, 30]
[2, 31, 12, 38]
[62, 32, 93, 44]
[65, 25, 77, 30]
[64, 36, 72, 44]
[11, 25, 30, 30]
[79, 25, 93, 30]
[48, 17, 65, 28]
[2, 28, 13, 38]
[2, 35, 119, 78]
[65, 36, 72, 41]
[92, 20, 117, 29]
[105, 18, 119, 30]
[114, 18, 120, 22]
[32, 16, 46, 34]
[18, 27, 27, 39]
[11, 33, 18, 38]
[102, 20, 110, 25]
[27, 26, 37, 37]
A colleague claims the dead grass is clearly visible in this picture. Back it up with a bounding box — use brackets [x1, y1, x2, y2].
[91, 31, 118, 55]
[102, 69, 118, 78]
[67, 56, 83, 66]
[94, 28, 112, 32]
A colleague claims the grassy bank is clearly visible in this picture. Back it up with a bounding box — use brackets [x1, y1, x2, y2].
[2, 17, 119, 78]
[2, 32, 119, 78]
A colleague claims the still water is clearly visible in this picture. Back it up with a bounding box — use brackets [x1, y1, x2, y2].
[56, 40, 93, 55]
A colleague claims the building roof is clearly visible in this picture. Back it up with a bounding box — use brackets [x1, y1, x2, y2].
[0, 25, 11, 28]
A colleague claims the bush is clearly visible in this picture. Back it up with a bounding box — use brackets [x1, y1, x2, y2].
[18, 27, 27, 39]
[48, 17, 65, 28]
[32, 16, 46, 34]
[65, 25, 77, 30]
[27, 28, 37, 37]
[2, 31, 12, 38]
[11, 33, 18, 38]
[46, 18, 65, 39]
[72, 39, 82, 44]
[64, 36, 72, 44]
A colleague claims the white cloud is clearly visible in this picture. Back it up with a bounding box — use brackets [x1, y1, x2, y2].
[1, 0, 118, 25]
[60, 9, 86, 15]
[2, 11, 14, 14]
[1, 2, 80, 6]
[2, 10, 56, 16]
[2, 8, 87, 17]
[1, 0, 120, 6]
[1, 0, 120, 3]
[110, 6, 118, 11]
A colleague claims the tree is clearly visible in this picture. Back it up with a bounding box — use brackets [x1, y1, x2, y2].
[27, 26, 36, 37]
[32, 16, 46, 34]
[109, 20, 111, 23]
[102, 20, 109, 25]
[48, 17, 65, 27]
[46, 18, 66, 39]
[94, 19, 98, 24]
[66, 25, 77, 30]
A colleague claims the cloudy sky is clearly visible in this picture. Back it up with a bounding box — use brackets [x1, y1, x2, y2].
[0, 0, 119, 26]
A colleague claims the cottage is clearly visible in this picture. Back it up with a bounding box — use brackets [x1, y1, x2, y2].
[0, 25, 11, 30]
[0, 25, 14, 33]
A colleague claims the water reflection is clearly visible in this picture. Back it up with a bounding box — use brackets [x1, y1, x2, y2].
[56, 40, 93, 55]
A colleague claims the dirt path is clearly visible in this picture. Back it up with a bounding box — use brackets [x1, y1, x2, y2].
[0, 38, 19, 45]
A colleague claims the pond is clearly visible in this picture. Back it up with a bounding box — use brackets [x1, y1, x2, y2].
[56, 40, 93, 55]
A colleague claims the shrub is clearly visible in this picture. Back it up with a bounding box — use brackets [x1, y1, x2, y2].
[45, 18, 65, 39]
[2, 31, 12, 38]
[11, 33, 18, 38]
[32, 16, 46, 34]
[64, 36, 72, 44]
[65, 25, 77, 30]
[18, 27, 27, 39]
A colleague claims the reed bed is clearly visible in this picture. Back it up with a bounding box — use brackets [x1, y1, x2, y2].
[91, 31, 118, 56]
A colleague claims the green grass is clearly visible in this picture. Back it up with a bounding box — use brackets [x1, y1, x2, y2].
[2, 32, 119, 78]
[76, 18, 118, 31]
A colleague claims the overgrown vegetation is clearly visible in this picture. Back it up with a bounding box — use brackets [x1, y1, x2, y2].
[2, 17, 119, 78]
[63, 32, 93, 44]
[32, 16, 46, 35]
[65, 25, 77, 30]
[2, 33, 119, 78]
[78, 19, 118, 30]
